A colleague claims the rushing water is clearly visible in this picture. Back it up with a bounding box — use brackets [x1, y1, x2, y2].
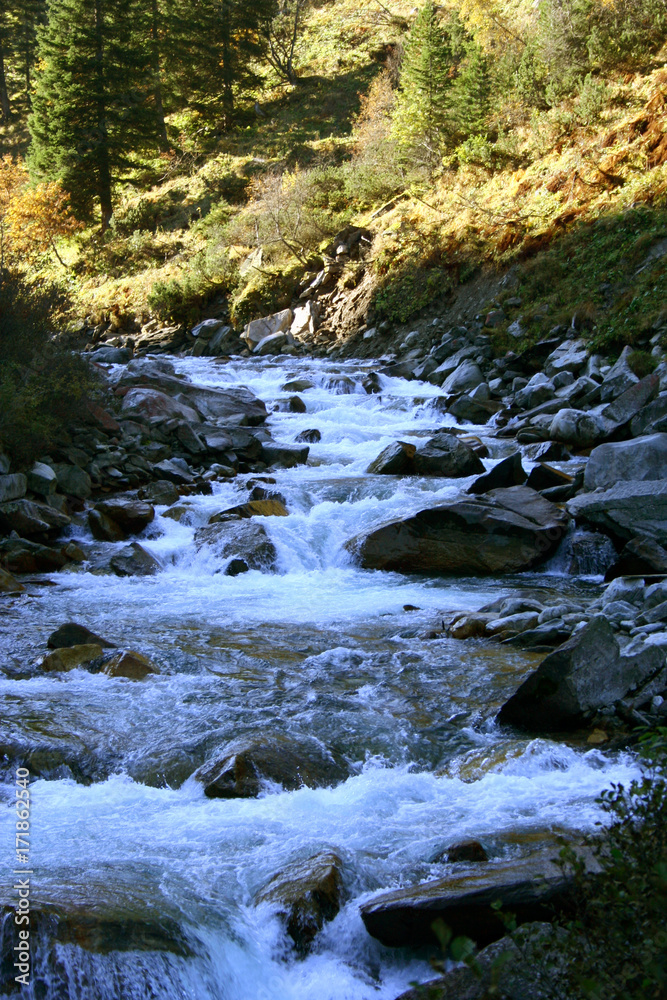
[0, 356, 640, 1000]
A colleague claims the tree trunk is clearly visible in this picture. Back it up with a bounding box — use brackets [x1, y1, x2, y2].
[150, 0, 170, 149]
[0, 42, 11, 121]
[94, 0, 113, 231]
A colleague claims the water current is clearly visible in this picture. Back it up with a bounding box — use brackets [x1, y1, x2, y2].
[0, 356, 641, 999]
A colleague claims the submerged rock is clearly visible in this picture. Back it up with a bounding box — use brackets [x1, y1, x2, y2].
[346, 486, 569, 576]
[255, 851, 345, 953]
[367, 441, 416, 475]
[47, 623, 116, 650]
[261, 444, 309, 468]
[0, 566, 24, 593]
[40, 644, 104, 672]
[103, 650, 158, 680]
[209, 499, 288, 520]
[194, 521, 277, 571]
[109, 542, 161, 577]
[193, 734, 350, 798]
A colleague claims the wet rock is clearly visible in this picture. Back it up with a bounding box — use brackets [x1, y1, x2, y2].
[360, 851, 577, 949]
[255, 851, 345, 953]
[138, 480, 180, 505]
[122, 388, 201, 424]
[109, 542, 161, 577]
[88, 508, 127, 542]
[449, 613, 498, 639]
[0, 499, 70, 538]
[103, 650, 158, 680]
[255, 331, 289, 355]
[445, 840, 489, 863]
[564, 529, 617, 577]
[153, 458, 193, 484]
[486, 611, 540, 638]
[362, 372, 382, 394]
[40, 644, 104, 672]
[0, 473, 27, 503]
[0, 566, 24, 593]
[52, 463, 92, 499]
[467, 453, 526, 494]
[193, 734, 350, 798]
[0, 537, 68, 573]
[94, 496, 155, 535]
[584, 433, 667, 490]
[225, 558, 249, 576]
[605, 535, 667, 580]
[27, 462, 57, 496]
[282, 379, 314, 393]
[194, 521, 277, 571]
[347, 487, 569, 576]
[209, 499, 289, 520]
[526, 464, 573, 493]
[568, 480, 667, 546]
[47, 623, 116, 650]
[413, 432, 484, 478]
[448, 395, 502, 424]
[90, 345, 132, 364]
[295, 428, 321, 444]
[549, 409, 608, 449]
[367, 441, 416, 475]
[497, 616, 665, 730]
[442, 360, 485, 394]
[261, 444, 309, 468]
[276, 395, 306, 413]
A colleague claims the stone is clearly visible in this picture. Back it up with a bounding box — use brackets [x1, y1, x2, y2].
[27, 462, 57, 496]
[565, 529, 617, 576]
[599, 345, 638, 402]
[486, 611, 540, 638]
[448, 395, 502, 424]
[109, 543, 161, 577]
[0, 566, 24, 593]
[41, 644, 104, 672]
[367, 441, 416, 475]
[47, 623, 116, 650]
[0, 499, 70, 538]
[544, 340, 589, 378]
[122, 388, 201, 424]
[568, 480, 667, 546]
[209, 499, 289, 521]
[601, 576, 645, 607]
[497, 617, 665, 730]
[194, 521, 277, 571]
[0, 537, 68, 574]
[515, 377, 556, 411]
[255, 852, 345, 953]
[646, 580, 667, 608]
[584, 433, 667, 490]
[282, 379, 314, 393]
[90, 346, 132, 364]
[346, 486, 569, 575]
[52, 463, 92, 499]
[526, 464, 573, 492]
[192, 318, 224, 339]
[138, 480, 180, 505]
[606, 536, 667, 579]
[255, 332, 289, 355]
[244, 309, 293, 348]
[295, 429, 321, 444]
[449, 613, 498, 639]
[94, 496, 155, 534]
[103, 650, 158, 680]
[601, 373, 659, 429]
[442, 360, 485, 394]
[153, 459, 193, 484]
[261, 444, 309, 468]
[0, 473, 27, 503]
[360, 851, 577, 949]
[413, 432, 485, 478]
[549, 409, 608, 449]
[225, 558, 248, 576]
[445, 840, 489, 863]
[88, 508, 127, 542]
[630, 394, 667, 437]
[467, 453, 526, 494]
[193, 734, 350, 798]
[207, 325, 237, 355]
[275, 395, 306, 413]
[291, 301, 320, 340]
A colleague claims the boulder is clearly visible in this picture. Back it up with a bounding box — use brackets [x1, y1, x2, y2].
[152, 458, 193, 484]
[605, 535, 667, 579]
[600, 372, 659, 429]
[282, 379, 314, 393]
[568, 480, 667, 546]
[90, 345, 132, 364]
[0, 566, 24, 593]
[194, 521, 277, 571]
[367, 442, 416, 475]
[413, 433, 485, 478]
[544, 340, 589, 378]
[448, 394, 502, 424]
[442, 360, 485, 394]
[27, 462, 57, 496]
[584, 433, 667, 490]
[191, 318, 224, 340]
[207, 325, 238, 355]
[193, 734, 350, 798]
[346, 486, 569, 575]
[0, 499, 70, 538]
[47, 623, 115, 649]
[109, 543, 161, 577]
[630, 393, 667, 437]
[255, 852, 345, 953]
[526, 464, 573, 492]
[599, 345, 638, 402]
[52, 463, 92, 499]
[40, 644, 104, 672]
[94, 496, 155, 534]
[291, 301, 320, 340]
[103, 650, 158, 680]
[549, 409, 608, 449]
[445, 840, 489, 863]
[261, 444, 309, 468]
[295, 429, 321, 444]
[360, 851, 577, 949]
[244, 309, 293, 348]
[497, 617, 665, 730]
[467, 453, 526, 494]
[275, 395, 306, 413]
[255, 332, 288, 355]
[121, 388, 201, 424]
[0, 537, 68, 573]
[0, 473, 27, 504]
[209, 499, 289, 521]
[88, 509, 127, 542]
[138, 480, 180, 505]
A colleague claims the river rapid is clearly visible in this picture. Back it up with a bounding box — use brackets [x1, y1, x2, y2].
[0, 356, 641, 1000]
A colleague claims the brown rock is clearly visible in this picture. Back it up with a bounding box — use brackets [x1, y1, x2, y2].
[446, 840, 489, 863]
[0, 499, 70, 538]
[41, 644, 104, 672]
[103, 650, 158, 680]
[88, 508, 126, 542]
[94, 496, 155, 534]
[0, 566, 24, 593]
[367, 442, 416, 475]
[208, 499, 289, 521]
[0, 537, 68, 574]
[255, 852, 345, 953]
[47, 623, 116, 650]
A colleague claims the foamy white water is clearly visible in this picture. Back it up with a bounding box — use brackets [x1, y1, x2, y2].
[0, 356, 622, 1000]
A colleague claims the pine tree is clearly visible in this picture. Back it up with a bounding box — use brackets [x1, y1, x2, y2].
[28, 0, 160, 229]
[15, 0, 45, 108]
[451, 40, 491, 138]
[391, 2, 461, 168]
[0, 0, 14, 120]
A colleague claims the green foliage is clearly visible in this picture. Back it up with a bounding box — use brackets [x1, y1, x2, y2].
[374, 262, 451, 324]
[628, 349, 657, 378]
[148, 251, 237, 325]
[229, 261, 302, 327]
[0, 271, 94, 466]
[451, 41, 491, 139]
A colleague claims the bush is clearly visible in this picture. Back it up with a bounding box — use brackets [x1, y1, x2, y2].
[148, 253, 238, 325]
[0, 272, 95, 467]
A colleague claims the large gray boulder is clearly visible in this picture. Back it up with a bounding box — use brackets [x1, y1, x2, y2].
[360, 851, 577, 949]
[413, 432, 485, 478]
[549, 408, 608, 449]
[367, 442, 416, 476]
[121, 388, 201, 424]
[497, 617, 665, 730]
[568, 480, 667, 546]
[0, 473, 27, 504]
[346, 486, 569, 575]
[599, 345, 638, 402]
[550, 374, 660, 448]
[52, 464, 92, 500]
[584, 433, 667, 490]
[442, 360, 485, 394]
[0, 499, 70, 538]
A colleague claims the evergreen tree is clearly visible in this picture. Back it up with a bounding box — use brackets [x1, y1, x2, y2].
[451, 41, 491, 138]
[15, 0, 45, 108]
[0, 1, 14, 120]
[391, 2, 461, 168]
[28, 0, 160, 229]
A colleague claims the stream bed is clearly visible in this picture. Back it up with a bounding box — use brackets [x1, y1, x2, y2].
[0, 356, 640, 1000]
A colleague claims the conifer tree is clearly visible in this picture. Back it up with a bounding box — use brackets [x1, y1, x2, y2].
[0, 1, 14, 120]
[451, 40, 491, 138]
[391, 2, 460, 168]
[28, 0, 159, 229]
[15, 0, 45, 108]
